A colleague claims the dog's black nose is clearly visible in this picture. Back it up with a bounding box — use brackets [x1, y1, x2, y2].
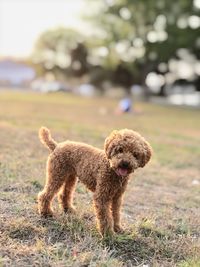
[120, 161, 130, 169]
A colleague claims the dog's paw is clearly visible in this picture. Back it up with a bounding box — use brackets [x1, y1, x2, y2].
[63, 206, 76, 214]
[39, 211, 54, 218]
[100, 227, 115, 238]
[114, 225, 125, 234]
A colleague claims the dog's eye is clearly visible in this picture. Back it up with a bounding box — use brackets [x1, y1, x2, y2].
[118, 147, 123, 153]
[133, 152, 139, 159]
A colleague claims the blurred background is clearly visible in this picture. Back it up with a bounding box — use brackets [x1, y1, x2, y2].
[0, 0, 200, 106]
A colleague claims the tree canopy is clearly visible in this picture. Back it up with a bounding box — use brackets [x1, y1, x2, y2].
[32, 0, 200, 92]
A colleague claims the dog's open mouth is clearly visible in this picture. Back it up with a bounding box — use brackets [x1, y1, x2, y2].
[116, 167, 129, 177]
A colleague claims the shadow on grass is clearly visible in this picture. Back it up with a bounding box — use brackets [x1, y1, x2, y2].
[101, 228, 187, 266]
[103, 235, 155, 265]
[36, 214, 191, 266]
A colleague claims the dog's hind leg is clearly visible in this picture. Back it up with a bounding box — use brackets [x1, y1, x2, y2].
[57, 175, 77, 213]
[38, 168, 65, 217]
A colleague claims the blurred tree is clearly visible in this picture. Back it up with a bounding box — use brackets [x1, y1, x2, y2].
[70, 42, 89, 76]
[86, 0, 200, 94]
[32, 27, 89, 78]
[31, 1, 200, 95]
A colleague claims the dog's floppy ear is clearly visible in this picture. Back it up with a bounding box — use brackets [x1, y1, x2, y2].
[104, 130, 118, 159]
[139, 141, 152, 168]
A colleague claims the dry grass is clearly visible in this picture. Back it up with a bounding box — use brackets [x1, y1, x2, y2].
[0, 90, 200, 266]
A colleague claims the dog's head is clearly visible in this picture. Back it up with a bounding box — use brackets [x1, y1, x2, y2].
[104, 129, 152, 177]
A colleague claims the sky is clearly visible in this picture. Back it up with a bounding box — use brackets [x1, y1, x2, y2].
[0, 0, 89, 58]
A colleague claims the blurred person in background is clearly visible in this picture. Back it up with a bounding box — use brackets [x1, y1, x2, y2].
[116, 97, 132, 114]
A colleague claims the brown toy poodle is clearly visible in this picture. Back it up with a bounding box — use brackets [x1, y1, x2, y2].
[38, 127, 152, 236]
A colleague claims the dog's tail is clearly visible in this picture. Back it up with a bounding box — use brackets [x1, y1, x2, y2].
[39, 127, 57, 152]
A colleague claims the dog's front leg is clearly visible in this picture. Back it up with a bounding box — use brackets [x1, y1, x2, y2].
[112, 193, 124, 233]
[93, 194, 114, 237]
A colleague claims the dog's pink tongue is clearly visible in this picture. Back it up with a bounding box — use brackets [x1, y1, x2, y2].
[117, 168, 128, 177]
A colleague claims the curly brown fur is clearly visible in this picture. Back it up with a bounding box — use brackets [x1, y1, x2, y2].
[38, 127, 152, 236]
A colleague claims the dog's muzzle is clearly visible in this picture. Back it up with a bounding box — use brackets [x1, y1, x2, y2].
[116, 161, 132, 177]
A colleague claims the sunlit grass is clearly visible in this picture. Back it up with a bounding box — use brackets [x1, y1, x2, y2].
[0, 90, 199, 266]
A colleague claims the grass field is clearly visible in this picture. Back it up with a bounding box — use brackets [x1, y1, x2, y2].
[0, 90, 200, 267]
